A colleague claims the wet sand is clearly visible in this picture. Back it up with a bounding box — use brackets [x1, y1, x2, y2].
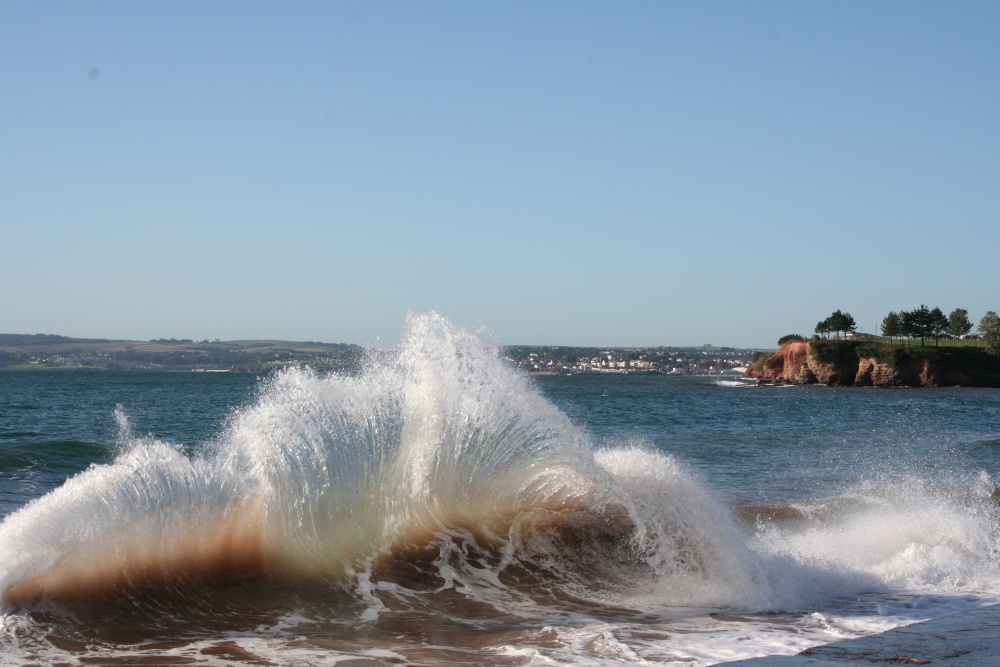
[722, 604, 1000, 666]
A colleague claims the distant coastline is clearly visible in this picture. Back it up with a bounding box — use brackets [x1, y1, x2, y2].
[0, 334, 759, 375]
[0, 334, 363, 373]
[503, 344, 755, 376]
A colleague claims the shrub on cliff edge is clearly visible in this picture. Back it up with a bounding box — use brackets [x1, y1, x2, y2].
[855, 343, 905, 365]
[810, 340, 861, 365]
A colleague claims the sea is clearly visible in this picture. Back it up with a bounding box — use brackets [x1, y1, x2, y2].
[2, 313, 999, 666]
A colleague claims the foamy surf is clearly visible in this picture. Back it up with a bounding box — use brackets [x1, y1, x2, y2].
[1, 313, 999, 665]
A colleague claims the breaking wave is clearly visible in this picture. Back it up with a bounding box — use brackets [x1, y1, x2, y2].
[1, 313, 999, 664]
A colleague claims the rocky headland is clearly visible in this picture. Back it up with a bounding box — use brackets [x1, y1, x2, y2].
[746, 340, 1000, 388]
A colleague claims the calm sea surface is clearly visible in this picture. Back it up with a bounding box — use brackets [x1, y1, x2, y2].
[538, 374, 1000, 503]
[0, 371, 262, 518]
[1, 324, 999, 666]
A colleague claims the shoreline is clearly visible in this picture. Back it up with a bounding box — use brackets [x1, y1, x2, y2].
[721, 604, 1000, 666]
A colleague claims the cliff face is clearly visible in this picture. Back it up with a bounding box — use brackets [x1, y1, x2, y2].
[757, 342, 816, 384]
[751, 341, 856, 385]
[853, 356, 932, 387]
[746, 341, 1000, 388]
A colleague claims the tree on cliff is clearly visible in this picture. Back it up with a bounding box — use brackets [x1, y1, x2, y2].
[980, 311, 1000, 356]
[901, 305, 948, 346]
[881, 311, 902, 344]
[817, 310, 857, 340]
[947, 309, 973, 339]
[901, 308, 922, 344]
[928, 307, 948, 346]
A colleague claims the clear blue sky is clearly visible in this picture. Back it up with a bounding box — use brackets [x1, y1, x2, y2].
[3, 1, 998, 349]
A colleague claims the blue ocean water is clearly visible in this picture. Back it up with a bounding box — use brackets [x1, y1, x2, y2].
[537, 374, 1000, 503]
[0, 371, 261, 517]
[1, 315, 999, 666]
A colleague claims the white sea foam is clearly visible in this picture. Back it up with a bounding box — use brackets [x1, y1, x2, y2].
[715, 379, 757, 388]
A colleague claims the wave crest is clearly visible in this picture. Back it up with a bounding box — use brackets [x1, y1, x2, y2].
[2, 314, 759, 613]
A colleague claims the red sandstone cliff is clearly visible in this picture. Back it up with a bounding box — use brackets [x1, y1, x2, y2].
[853, 356, 935, 387]
[747, 341, 851, 385]
[751, 342, 817, 384]
[744, 341, 995, 387]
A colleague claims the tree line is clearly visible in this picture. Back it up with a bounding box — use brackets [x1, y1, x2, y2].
[880, 306, 984, 347]
[779, 307, 1000, 355]
[815, 310, 857, 340]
